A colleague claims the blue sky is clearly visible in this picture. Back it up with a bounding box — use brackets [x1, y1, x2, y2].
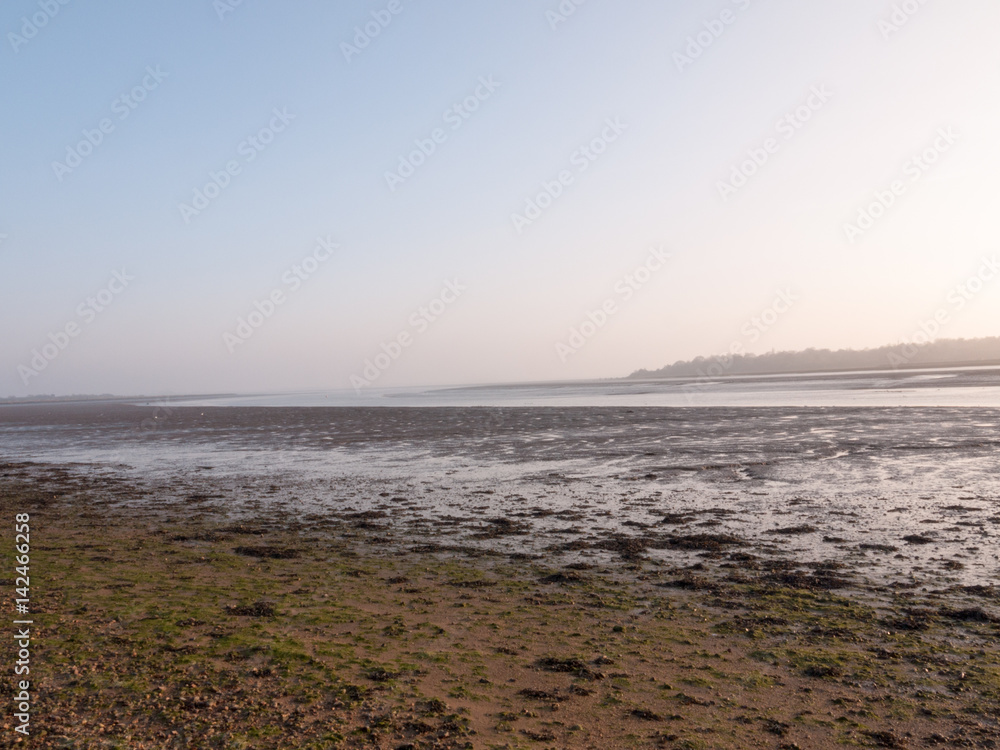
[3, 0, 1000, 396]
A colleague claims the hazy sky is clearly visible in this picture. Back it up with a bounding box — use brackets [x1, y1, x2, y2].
[3, 0, 1000, 397]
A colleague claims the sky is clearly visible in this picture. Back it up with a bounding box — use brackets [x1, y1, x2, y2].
[2, 0, 1000, 397]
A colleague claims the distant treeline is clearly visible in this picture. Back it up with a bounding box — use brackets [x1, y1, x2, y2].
[628, 336, 1000, 379]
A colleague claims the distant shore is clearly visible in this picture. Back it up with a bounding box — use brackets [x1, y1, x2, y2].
[628, 336, 1000, 380]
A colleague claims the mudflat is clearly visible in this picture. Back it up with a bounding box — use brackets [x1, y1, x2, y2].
[1, 404, 998, 748]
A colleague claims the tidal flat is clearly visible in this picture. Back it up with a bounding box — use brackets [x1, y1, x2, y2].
[1, 404, 999, 748]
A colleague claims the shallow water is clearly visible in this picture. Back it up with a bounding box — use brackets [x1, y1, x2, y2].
[155, 365, 1000, 408]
